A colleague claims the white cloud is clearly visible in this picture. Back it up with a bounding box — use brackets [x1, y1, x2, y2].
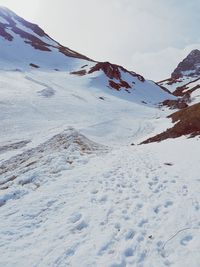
[128, 44, 200, 81]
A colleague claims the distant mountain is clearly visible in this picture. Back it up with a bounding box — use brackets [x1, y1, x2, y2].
[144, 50, 200, 143]
[159, 49, 200, 105]
[171, 49, 200, 79]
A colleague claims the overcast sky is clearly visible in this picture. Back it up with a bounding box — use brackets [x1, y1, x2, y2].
[0, 0, 200, 80]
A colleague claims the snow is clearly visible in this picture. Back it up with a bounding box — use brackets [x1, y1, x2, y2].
[0, 68, 199, 267]
[183, 78, 200, 93]
[0, 30, 86, 71]
[0, 9, 199, 266]
[0, 70, 174, 149]
[12, 17, 59, 47]
[159, 76, 197, 93]
[181, 70, 197, 76]
[1, 133, 200, 267]
[0, 16, 8, 23]
[191, 89, 200, 104]
[87, 69, 175, 105]
[180, 78, 200, 104]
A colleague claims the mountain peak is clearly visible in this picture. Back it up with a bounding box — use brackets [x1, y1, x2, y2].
[0, 6, 17, 17]
[0, 7, 92, 70]
[187, 49, 200, 57]
[171, 49, 200, 79]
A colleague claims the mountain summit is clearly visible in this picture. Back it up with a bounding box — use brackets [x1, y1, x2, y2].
[159, 49, 200, 105]
[171, 49, 200, 79]
[0, 6, 92, 70]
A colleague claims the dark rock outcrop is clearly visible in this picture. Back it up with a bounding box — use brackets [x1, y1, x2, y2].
[88, 62, 145, 90]
[88, 62, 145, 82]
[142, 103, 200, 144]
[162, 99, 188, 109]
[171, 49, 200, 79]
[159, 50, 200, 107]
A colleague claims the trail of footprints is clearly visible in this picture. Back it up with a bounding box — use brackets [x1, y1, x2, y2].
[64, 157, 199, 267]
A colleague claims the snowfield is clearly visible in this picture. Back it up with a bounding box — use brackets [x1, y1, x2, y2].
[0, 69, 200, 267]
[0, 7, 200, 267]
[1, 134, 200, 267]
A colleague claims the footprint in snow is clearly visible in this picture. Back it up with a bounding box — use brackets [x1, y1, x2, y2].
[91, 189, 98, 194]
[138, 219, 148, 227]
[99, 195, 108, 203]
[125, 229, 135, 240]
[75, 220, 88, 231]
[164, 201, 173, 208]
[193, 200, 200, 211]
[124, 247, 134, 257]
[69, 212, 82, 223]
[136, 203, 143, 210]
[153, 205, 161, 214]
[182, 185, 188, 196]
[180, 235, 193, 246]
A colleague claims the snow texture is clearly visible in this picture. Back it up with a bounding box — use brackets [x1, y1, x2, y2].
[0, 7, 199, 267]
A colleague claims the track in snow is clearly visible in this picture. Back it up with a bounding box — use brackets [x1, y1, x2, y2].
[1, 139, 200, 267]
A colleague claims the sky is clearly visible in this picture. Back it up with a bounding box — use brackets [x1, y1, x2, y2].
[0, 0, 199, 80]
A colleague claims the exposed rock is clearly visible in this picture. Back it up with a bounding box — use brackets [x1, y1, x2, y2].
[158, 50, 200, 101]
[162, 99, 188, 109]
[70, 61, 145, 91]
[158, 50, 200, 106]
[0, 140, 30, 154]
[88, 62, 145, 90]
[88, 62, 122, 80]
[108, 80, 131, 90]
[70, 70, 87, 76]
[29, 63, 40, 68]
[141, 103, 200, 143]
[171, 49, 200, 79]
[173, 79, 200, 97]
[88, 62, 145, 82]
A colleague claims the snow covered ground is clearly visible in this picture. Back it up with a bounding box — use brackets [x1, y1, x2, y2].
[0, 69, 172, 148]
[1, 135, 200, 267]
[0, 69, 200, 267]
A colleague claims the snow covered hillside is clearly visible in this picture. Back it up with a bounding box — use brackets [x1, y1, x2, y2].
[159, 49, 200, 105]
[0, 6, 174, 105]
[0, 6, 200, 267]
[0, 6, 92, 70]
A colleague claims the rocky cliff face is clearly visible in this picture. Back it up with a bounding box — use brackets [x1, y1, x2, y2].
[171, 49, 200, 79]
[158, 49, 200, 107]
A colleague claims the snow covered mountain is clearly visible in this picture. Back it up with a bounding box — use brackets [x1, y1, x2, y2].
[0, 6, 174, 106]
[145, 50, 200, 142]
[1, 7, 200, 267]
[159, 49, 200, 105]
[0, 6, 92, 70]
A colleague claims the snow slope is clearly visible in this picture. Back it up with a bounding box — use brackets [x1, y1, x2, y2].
[0, 68, 199, 267]
[0, 69, 174, 150]
[0, 7, 91, 71]
[1, 135, 200, 267]
[0, 7, 200, 267]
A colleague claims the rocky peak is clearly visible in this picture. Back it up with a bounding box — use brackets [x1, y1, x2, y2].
[171, 49, 200, 79]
